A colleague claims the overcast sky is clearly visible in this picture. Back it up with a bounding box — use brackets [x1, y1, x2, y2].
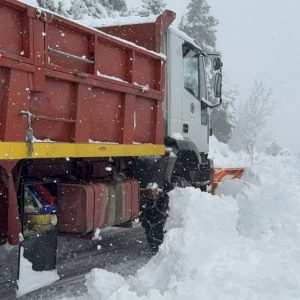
[211, 0, 300, 153]
[127, 0, 300, 153]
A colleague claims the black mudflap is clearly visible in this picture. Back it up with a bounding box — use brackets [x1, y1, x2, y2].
[21, 229, 57, 272]
[16, 229, 58, 297]
[0, 244, 19, 299]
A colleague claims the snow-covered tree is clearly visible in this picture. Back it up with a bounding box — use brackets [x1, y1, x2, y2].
[107, 0, 127, 12]
[37, 0, 128, 20]
[179, 0, 218, 51]
[139, 0, 167, 16]
[37, 0, 68, 16]
[230, 81, 276, 163]
[68, 0, 88, 19]
[68, 0, 108, 19]
[37, 0, 56, 11]
[265, 139, 282, 156]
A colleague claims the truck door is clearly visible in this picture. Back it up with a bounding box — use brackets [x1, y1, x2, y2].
[181, 43, 209, 153]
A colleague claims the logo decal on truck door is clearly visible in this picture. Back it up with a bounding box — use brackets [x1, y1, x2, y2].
[190, 102, 195, 114]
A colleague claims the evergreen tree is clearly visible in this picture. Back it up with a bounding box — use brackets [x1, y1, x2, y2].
[37, 0, 67, 15]
[139, 0, 167, 16]
[57, 2, 68, 16]
[179, 0, 218, 50]
[67, 0, 127, 20]
[107, 0, 127, 12]
[37, 0, 127, 20]
[68, 0, 88, 19]
[37, 0, 56, 11]
[68, 0, 108, 20]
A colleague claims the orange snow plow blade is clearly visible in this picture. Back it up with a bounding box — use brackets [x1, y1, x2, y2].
[211, 168, 245, 194]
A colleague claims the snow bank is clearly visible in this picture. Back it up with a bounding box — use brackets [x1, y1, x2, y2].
[86, 188, 240, 300]
[209, 135, 250, 168]
[81, 149, 300, 300]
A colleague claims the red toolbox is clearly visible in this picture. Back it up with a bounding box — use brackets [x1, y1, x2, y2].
[58, 183, 94, 234]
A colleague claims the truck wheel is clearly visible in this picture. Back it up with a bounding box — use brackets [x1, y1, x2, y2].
[170, 175, 189, 188]
[140, 194, 169, 252]
[140, 176, 190, 252]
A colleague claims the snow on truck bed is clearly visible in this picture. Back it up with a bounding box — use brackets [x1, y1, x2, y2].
[54, 141, 300, 300]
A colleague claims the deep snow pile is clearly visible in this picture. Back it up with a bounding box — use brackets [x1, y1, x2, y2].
[86, 188, 241, 300]
[61, 146, 300, 300]
[209, 135, 250, 168]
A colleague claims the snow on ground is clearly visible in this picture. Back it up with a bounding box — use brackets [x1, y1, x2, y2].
[56, 139, 300, 300]
[209, 135, 250, 168]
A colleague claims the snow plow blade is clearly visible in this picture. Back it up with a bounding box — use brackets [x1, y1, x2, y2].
[211, 168, 245, 194]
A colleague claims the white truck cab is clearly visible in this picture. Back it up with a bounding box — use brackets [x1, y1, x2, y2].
[165, 26, 222, 154]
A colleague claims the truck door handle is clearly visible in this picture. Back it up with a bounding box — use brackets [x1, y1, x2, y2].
[183, 124, 188, 133]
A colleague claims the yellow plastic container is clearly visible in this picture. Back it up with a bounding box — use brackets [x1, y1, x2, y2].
[26, 214, 52, 225]
[29, 224, 53, 231]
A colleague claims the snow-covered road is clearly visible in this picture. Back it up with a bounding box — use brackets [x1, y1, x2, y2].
[70, 149, 300, 300]
[20, 226, 152, 299]
[21, 144, 300, 300]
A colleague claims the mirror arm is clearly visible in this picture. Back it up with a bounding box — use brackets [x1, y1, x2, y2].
[201, 97, 222, 108]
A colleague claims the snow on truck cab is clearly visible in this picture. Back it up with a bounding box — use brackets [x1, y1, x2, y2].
[0, 2, 222, 297]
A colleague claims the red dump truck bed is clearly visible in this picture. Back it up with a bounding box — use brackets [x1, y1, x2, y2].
[0, 0, 173, 160]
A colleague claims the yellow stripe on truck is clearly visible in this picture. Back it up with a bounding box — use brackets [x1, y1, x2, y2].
[0, 142, 165, 160]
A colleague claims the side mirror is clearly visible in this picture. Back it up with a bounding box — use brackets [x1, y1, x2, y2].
[213, 57, 222, 71]
[214, 72, 222, 98]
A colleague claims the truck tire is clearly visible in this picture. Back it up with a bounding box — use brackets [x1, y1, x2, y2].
[140, 174, 192, 252]
[170, 175, 190, 188]
[140, 193, 169, 252]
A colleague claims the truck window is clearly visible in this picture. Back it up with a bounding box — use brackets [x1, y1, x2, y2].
[183, 46, 200, 99]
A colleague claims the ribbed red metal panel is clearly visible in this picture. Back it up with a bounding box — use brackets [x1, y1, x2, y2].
[0, 0, 168, 145]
